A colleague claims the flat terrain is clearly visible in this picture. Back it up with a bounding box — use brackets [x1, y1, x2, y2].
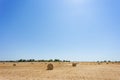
[0, 62, 120, 80]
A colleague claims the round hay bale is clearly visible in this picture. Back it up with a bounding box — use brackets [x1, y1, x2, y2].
[13, 64, 16, 66]
[72, 63, 77, 67]
[106, 62, 108, 64]
[47, 63, 54, 70]
[98, 63, 101, 65]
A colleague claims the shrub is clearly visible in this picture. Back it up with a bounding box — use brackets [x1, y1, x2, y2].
[54, 59, 61, 62]
[47, 63, 54, 70]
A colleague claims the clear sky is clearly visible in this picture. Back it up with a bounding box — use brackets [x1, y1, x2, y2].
[0, 0, 120, 61]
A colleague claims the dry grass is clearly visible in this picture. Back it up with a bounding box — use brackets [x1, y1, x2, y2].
[0, 62, 120, 80]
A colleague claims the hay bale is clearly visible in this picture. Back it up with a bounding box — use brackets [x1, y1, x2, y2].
[47, 63, 54, 70]
[106, 62, 109, 64]
[72, 63, 77, 67]
[13, 64, 16, 66]
[98, 62, 101, 65]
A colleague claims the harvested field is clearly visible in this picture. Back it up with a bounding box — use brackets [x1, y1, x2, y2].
[0, 62, 120, 80]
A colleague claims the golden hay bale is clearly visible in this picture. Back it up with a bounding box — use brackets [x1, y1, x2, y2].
[98, 62, 101, 65]
[72, 63, 77, 67]
[106, 62, 109, 64]
[47, 63, 54, 70]
[13, 64, 16, 66]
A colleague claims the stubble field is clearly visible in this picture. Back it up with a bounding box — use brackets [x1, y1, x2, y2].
[0, 62, 120, 80]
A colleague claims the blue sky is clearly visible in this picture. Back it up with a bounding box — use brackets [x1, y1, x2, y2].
[0, 0, 120, 61]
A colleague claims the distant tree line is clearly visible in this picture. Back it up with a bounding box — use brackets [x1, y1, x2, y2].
[0, 59, 70, 62]
[0, 59, 120, 63]
[97, 60, 120, 63]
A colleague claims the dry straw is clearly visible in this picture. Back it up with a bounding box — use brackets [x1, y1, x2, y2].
[47, 63, 54, 70]
[98, 62, 101, 65]
[13, 64, 16, 66]
[72, 63, 77, 67]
